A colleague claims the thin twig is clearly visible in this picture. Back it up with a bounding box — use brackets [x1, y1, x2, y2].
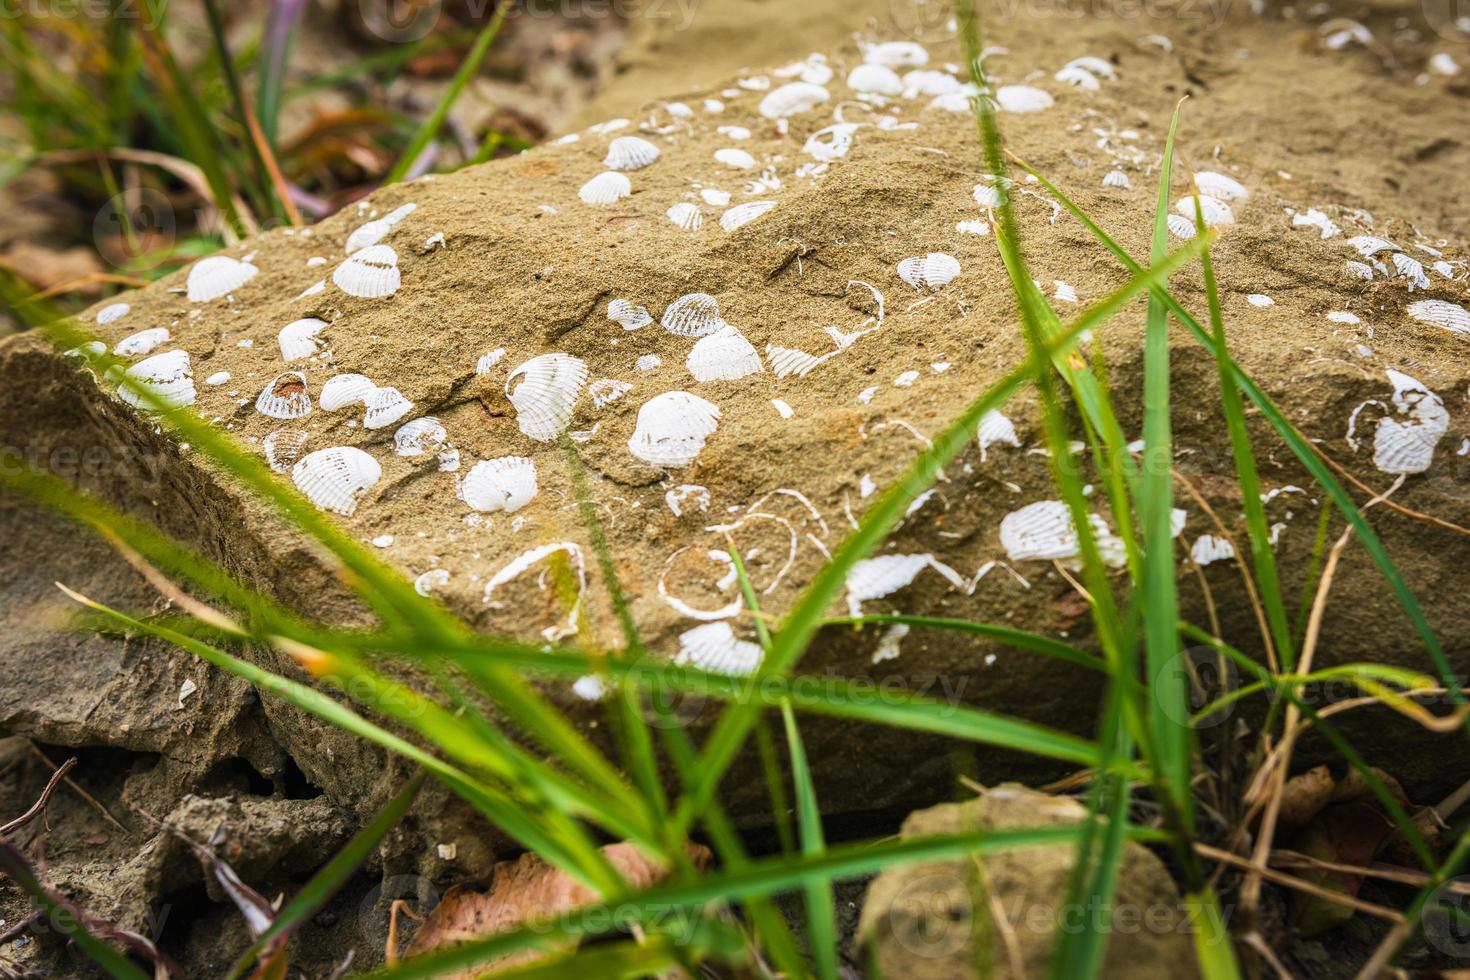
[23, 743, 126, 833]
[0, 757, 76, 837]
[1196, 842, 1405, 923]
[1313, 446, 1470, 539]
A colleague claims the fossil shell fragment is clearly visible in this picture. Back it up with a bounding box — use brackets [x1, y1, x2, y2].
[675, 622, 763, 677]
[995, 85, 1053, 113]
[758, 81, 829, 119]
[862, 40, 929, 68]
[263, 429, 308, 473]
[393, 417, 447, 457]
[687, 325, 764, 381]
[1176, 195, 1234, 227]
[462, 456, 538, 513]
[999, 500, 1125, 567]
[714, 147, 758, 170]
[118, 350, 195, 410]
[96, 302, 130, 325]
[278, 317, 329, 361]
[578, 171, 631, 206]
[978, 410, 1020, 460]
[803, 123, 860, 161]
[1407, 300, 1470, 335]
[1194, 171, 1248, 201]
[506, 353, 589, 441]
[846, 63, 903, 95]
[1054, 65, 1100, 90]
[661, 293, 726, 337]
[187, 255, 258, 302]
[363, 386, 414, 430]
[589, 378, 632, 407]
[1190, 534, 1235, 566]
[604, 135, 661, 171]
[1372, 370, 1449, 474]
[319, 373, 377, 411]
[344, 202, 417, 254]
[333, 245, 400, 298]
[628, 391, 721, 466]
[114, 327, 170, 358]
[720, 200, 776, 232]
[898, 252, 961, 290]
[667, 202, 703, 231]
[608, 299, 653, 331]
[291, 447, 381, 516]
[256, 371, 313, 420]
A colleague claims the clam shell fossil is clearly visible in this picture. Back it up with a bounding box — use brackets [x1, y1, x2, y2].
[608, 299, 653, 330]
[291, 447, 381, 516]
[757, 81, 829, 119]
[803, 123, 860, 161]
[1102, 169, 1132, 189]
[999, 500, 1125, 567]
[720, 200, 776, 232]
[1194, 171, 1248, 201]
[506, 353, 589, 441]
[628, 391, 721, 466]
[463, 456, 538, 514]
[846, 63, 903, 95]
[333, 245, 400, 298]
[187, 255, 258, 302]
[1166, 214, 1197, 239]
[903, 69, 962, 96]
[1063, 55, 1117, 79]
[263, 429, 308, 473]
[477, 348, 507, 374]
[714, 147, 757, 169]
[978, 410, 1020, 460]
[96, 302, 130, 325]
[255, 371, 313, 420]
[1372, 370, 1449, 474]
[676, 622, 763, 677]
[1407, 300, 1470, 335]
[1347, 235, 1399, 257]
[319, 373, 377, 411]
[1391, 253, 1431, 291]
[687, 325, 764, 381]
[114, 327, 170, 358]
[118, 350, 195, 410]
[578, 171, 631, 206]
[1190, 534, 1235, 566]
[898, 252, 961, 290]
[393, 417, 447, 457]
[666, 202, 703, 231]
[862, 40, 929, 67]
[344, 202, 417, 254]
[995, 85, 1054, 113]
[1054, 65, 1100, 90]
[604, 135, 661, 171]
[278, 317, 328, 361]
[661, 293, 726, 337]
[1176, 195, 1234, 227]
[363, 386, 413, 430]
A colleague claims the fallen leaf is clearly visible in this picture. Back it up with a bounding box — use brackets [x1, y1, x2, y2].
[1279, 764, 1336, 826]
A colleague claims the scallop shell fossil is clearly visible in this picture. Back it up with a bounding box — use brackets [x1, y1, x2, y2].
[263, 429, 308, 473]
[757, 81, 829, 119]
[333, 245, 400, 298]
[114, 327, 170, 358]
[608, 299, 653, 330]
[845, 553, 975, 617]
[344, 202, 417, 254]
[319, 373, 377, 411]
[999, 500, 1126, 568]
[291, 447, 381, 516]
[363, 386, 414, 430]
[506, 353, 589, 441]
[1176, 195, 1234, 227]
[118, 350, 195, 410]
[186, 255, 258, 302]
[1407, 300, 1470, 335]
[255, 371, 313, 420]
[628, 391, 721, 467]
[604, 135, 661, 171]
[720, 200, 776, 232]
[462, 456, 538, 514]
[675, 622, 764, 677]
[278, 317, 329, 361]
[661, 293, 726, 337]
[578, 171, 631, 206]
[393, 417, 447, 457]
[687, 325, 764, 381]
[667, 202, 703, 231]
[1371, 370, 1449, 474]
[898, 252, 961, 290]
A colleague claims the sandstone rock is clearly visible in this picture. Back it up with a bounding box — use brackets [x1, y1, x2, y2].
[856, 784, 1199, 978]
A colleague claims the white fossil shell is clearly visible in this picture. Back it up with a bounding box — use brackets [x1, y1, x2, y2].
[686, 325, 763, 381]
[206, 371, 231, 385]
[589, 378, 632, 407]
[978, 410, 1020, 460]
[462, 456, 538, 513]
[1345, 261, 1375, 280]
[847, 63, 903, 95]
[1190, 534, 1235, 566]
[636, 354, 662, 371]
[291, 447, 381, 516]
[278, 317, 328, 361]
[1407, 300, 1470, 334]
[187, 255, 258, 302]
[803, 123, 860, 161]
[972, 178, 1009, 208]
[1372, 370, 1449, 474]
[96, 302, 130, 325]
[1248, 294, 1275, 307]
[1347, 235, 1400, 257]
[1194, 171, 1248, 201]
[477, 348, 507, 373]
[845, 554, 953, 615]
[661, 293, 726, 337]
[392, 418, 446, 457]
[1293, 208, 1340, 238]
[1064, 55, 1116, 78]
[118, 350, 195, 409]
[344, 202, 416, 254]
[956, 218, 991, 235]
[903, 69, 962, 96]
[1102, 169, 1132, 189]
[929, 92, 973, 112]
[1176, 195, 1234, 226]
[363, 386, 413, 430]
[506, 353, 588, 441]
[863, 40, 929, 68]
[1391, 253, 1431, 291]
[720, 200, 776, 232]
[255, 371, 313, 420]
[999, 500, 1124, 567]
[319, 373, 377, 411]
[898, 252, 961, 290]
[714, 147, 757, 169]
[608, 299, 654, 330]
[758, 81, 829, 119]
[1166, 214, 1197, 239]
[263, 429, 308, 473]
[333, 245, 400, 298]
[114, 327, 170, 358]
[995, 85, 1054, 113]
[604, 135, 661, 171]
[667, 202, 702, 231]
[578, 171, 631, 206]
[64, 341, 107, 360]
[1054, 65, 1100, 90]
[676, 622, 763, 677]
[628, 391, 721, 466]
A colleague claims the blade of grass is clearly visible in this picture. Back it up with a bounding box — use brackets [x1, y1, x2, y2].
[384, 4, 511, 184]
[1188, 887, 1243, 979]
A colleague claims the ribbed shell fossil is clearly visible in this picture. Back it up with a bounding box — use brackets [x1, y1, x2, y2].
[363, 386, 414, 430]
[661, 293, 726, 337]
[463, 456, 538, 513]
[291, 447, 381, 516]
[675, 622, 763, 677]
[255, 372, 312, 420]
[686, 325, 764, 381]
[506, 353, 589, 441]
[96, 302, 130, 325]
[628, 391, 721, 466]
[186, 255, 258, 302]
[604, 135, 661, 171]
[720, 200, 776, 232]
[757, 81, 829, 119]
[333, 245, 400, 298]
[278, 318, 328, 361]
[1407, 300, 1470, 335]
[263, 429, 308, 473]
[319, 373, 377, 411]
[898, 252, 961, 290]
[578, 171, 631, 206]
[667, 202, 702, 231]
[118, 350, 195, 410]
[714, 147, 757, 169]
[608, 299, 653, 330]
[114, 327, 170, 358]
[393, 417, 447, 457]
[344, 202, 416, 254]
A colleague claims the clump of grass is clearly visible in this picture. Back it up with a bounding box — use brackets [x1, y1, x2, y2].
[4, 6, 1469, 980]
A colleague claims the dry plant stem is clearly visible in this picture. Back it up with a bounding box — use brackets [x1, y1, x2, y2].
[1242, 930, 1296, 980]
[30, 273, 150, 299]
[242, 100, 304, 228]
[974, 854, 1026, 978]
[96, 528, 242, 634]
[0, 757, 76, 837]
[0, 910, 43, 946]
[1269, 850, 1470, 894]
[385, 898, 423, 967]
[1239, 475, 1402, 926]
[23, 742, 126, 833]
[1313, 446, 1470, 539]
[1196, 843, 1405, 923]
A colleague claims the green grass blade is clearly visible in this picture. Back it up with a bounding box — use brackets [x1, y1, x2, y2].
[1188, 888, 1242, 979]
[225, 771, 427, 980]
[782, 702, 838, 980]
[385, 4, 510, 184]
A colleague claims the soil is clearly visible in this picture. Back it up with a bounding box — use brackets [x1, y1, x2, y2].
[3, 0, 1470, 974]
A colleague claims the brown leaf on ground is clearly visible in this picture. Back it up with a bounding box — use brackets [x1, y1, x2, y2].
[405, 842, 710, 973]
[1278, 765, 1336, 826]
